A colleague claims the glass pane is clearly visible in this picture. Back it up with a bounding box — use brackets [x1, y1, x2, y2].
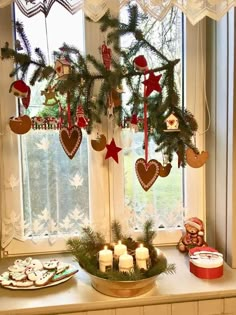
[120, 5, 184, 230]
[15, 4, 89, 238]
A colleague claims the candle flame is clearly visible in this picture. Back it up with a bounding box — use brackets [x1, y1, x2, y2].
[140, 244, 143, 248]
[118, 240, 121, 245]
[104, 245, 107, 250]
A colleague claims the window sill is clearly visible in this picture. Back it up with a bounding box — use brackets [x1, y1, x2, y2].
[0, 247, 236, 315]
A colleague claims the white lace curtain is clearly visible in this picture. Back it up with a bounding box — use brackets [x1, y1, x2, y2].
[0, 0, 236, 24]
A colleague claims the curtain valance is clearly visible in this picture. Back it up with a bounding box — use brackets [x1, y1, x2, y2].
[0, 0, 235, 25]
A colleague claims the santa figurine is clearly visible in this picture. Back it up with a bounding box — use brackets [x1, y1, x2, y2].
[177, 217, 208, 253]
[76, 105, 89, 128]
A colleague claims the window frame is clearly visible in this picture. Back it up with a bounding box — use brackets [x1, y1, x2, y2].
[0, 3, 207, 257]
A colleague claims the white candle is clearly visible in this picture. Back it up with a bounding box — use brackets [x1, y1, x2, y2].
[99, 245, 113, 272]
[114, 240, 127, 257]
[119, 251, 134, 273]
[135, 244, 149, 270]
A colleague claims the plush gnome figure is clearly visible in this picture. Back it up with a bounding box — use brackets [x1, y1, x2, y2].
[9, 80, 31, 109]
[133, 55, 148, 72]
[178, 217, 208, 253]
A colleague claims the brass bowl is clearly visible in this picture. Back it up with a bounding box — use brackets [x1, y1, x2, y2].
[85, 272, 158, 298]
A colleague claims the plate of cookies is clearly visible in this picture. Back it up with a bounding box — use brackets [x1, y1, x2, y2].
[0, 257, 78, 290]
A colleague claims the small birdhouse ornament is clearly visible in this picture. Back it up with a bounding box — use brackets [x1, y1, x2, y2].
[165, 112, 180, 132]
[76, 105, 89, 128]
[54, 57, 71, 80]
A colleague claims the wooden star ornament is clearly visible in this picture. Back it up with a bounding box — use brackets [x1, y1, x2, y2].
[105, 138, 122, 163]
[142, 71, 162, 97]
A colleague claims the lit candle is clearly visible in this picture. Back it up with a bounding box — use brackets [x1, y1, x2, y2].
[114, 240, 127, 257]
[99, 245, 113, 272]
[119, 251, 134, 273]
[135, 244, 149, 270]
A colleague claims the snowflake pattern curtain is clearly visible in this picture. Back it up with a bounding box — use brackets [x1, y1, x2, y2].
[0, 0, 236, 24]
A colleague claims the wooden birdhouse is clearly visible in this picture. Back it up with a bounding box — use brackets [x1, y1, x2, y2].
[54, 58, 71, 80]
[165, 112, 180, 132]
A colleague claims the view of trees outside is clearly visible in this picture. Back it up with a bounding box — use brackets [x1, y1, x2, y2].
[120, 6, 184, 230]
[15, 3, 183, 238]
[15, 4, 90, 238]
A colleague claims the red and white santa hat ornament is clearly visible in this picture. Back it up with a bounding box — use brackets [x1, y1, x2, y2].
[9, 80, 31, 109]
[133, 55, 148, 72]
[184, 217, 204, 236]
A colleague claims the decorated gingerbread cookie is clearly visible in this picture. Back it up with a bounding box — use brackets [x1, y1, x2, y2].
[52, 265, 78, 282]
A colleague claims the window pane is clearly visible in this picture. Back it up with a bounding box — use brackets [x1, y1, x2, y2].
[15, 4, 90, 239]
[120, 6, 184, 230]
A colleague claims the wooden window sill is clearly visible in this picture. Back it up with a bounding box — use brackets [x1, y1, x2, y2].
[0, 247, 236, 315]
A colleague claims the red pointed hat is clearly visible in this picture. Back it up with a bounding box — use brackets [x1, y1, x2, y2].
[185, 217, 204, 235]
[133, 55, 148, 71]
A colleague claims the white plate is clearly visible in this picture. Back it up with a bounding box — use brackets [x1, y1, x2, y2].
[2, 274, 75, 290]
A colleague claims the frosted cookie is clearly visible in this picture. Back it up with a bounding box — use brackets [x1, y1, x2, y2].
[52, 265, 78, 282]
[43, 259, 59, 270]
[1, 279, 15, 286]
[13, 279, 34, 287]
[8, 264, 25, 273]
[0, 271, 10, 283]
[35, 271, 55, 287]
[56, 262, 69, 274]
[27, 270, 44, 282]
[28, 259, 43, 271]
[10, 271, 27, 281]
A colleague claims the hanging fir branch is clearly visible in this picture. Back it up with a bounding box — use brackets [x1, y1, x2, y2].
[1, 4, 201, 166]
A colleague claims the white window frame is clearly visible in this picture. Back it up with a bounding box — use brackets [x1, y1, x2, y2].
[0, 3, 206, 257]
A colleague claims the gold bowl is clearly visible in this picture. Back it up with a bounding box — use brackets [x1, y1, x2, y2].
[85, 272, 158, 298]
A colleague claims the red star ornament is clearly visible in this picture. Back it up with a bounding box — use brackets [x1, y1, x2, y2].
[142, 71, 162, 97]
[105, 138, 122, 163]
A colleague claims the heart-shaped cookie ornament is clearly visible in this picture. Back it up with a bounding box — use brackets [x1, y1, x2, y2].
[135, 158, 160, 191]
[59, 125, 82, 159]
[9, 115, 31, 134]
[186, 148, 209, 168]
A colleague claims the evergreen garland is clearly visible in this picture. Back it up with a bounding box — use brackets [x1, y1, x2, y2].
[1, 4, 199, 165]
[67, 220, 175, 281]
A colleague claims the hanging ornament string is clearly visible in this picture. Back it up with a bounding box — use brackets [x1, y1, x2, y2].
[143, 73, 148, 164]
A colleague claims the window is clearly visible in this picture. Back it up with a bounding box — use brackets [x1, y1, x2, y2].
[0, 2, 206, 257]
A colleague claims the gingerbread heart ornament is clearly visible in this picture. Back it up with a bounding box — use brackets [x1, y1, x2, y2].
[59, 125, 82, 159]
[135, 158, 160, 191]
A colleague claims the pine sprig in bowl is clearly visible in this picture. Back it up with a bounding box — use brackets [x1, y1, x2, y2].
[67, 219, 175, 283]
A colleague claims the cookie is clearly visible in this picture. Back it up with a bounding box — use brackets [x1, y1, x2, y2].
[27, 270, 44, 282]
[51, 265, 78, 282]
[8, 265, 25, 273]
[13, 279, 34, 287]
[56, 262, 69, 274]
[28, 259, 44, 271]
[35, 271, 55, 287]
[43, 259, 59, 270]
[0, 271, 10, 283]
[10, 272, 27, 281]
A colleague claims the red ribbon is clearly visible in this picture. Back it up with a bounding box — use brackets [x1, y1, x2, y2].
[67, 92, 72, 129]
[144, 74, 148, 164]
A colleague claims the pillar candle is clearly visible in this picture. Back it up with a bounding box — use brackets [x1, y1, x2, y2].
[135, 244, 149, 270]
[99, 245, 113, 272]
[118, 251, 134, 273]
[114, 240, 127, 257]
